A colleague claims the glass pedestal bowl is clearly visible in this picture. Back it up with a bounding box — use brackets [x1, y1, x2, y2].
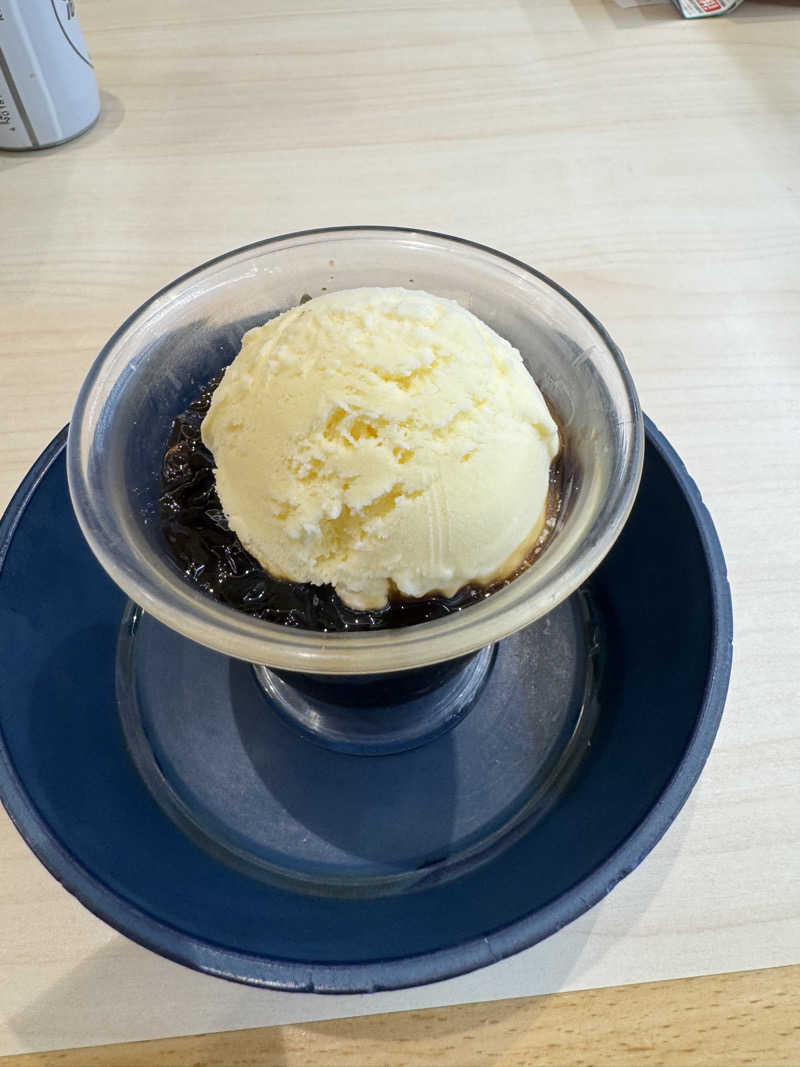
[67, 227, 643, 901]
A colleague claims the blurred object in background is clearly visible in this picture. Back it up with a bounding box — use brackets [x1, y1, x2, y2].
[615, 0, 745, 14]
[0, 0, 99, 150]
[672, 0, 745, 15]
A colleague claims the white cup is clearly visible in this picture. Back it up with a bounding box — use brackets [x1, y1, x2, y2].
[0, 0, 100, 150]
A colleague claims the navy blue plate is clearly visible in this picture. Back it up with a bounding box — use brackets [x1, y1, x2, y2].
[0, 419, 732, 992]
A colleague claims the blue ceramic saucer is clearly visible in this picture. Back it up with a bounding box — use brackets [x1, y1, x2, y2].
[0, 419, 732, 992]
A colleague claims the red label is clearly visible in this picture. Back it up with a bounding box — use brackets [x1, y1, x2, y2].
[697, 0, 722, 10]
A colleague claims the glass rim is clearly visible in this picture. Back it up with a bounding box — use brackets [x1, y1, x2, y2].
[67, 226, 644, 674]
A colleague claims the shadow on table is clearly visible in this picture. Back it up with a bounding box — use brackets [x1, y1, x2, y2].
[7, 936, 292, 1059]
[551, 0, 678, 31]
[8, 798, 693, 1060]
[277, 799, 698, 1053]
[731, 0, 800, 19]
[7, 925, 595, 1059]
[594, 1, 679, 29]
[0, 90, 125, 174]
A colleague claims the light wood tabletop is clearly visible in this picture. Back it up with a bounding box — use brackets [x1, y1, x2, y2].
[2, 965, 799, 1067]
[1, 0, 799, 1063]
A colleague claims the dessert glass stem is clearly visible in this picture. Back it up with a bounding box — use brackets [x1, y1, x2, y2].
[252, 645, 496, 755]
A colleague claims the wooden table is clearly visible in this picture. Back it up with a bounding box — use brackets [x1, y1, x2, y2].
[1, 0, 799, 1063]
[3, 966, 799, 1066]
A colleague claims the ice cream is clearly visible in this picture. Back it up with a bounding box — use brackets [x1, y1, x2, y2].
[201, 287, 559, 611]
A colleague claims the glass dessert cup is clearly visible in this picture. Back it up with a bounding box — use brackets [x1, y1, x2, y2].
[68, 228, 643, 897]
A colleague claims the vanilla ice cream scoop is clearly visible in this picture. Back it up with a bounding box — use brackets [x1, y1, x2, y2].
[201, 287, 559, 610]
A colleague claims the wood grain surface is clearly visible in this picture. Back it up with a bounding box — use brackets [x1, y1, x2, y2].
[3, 965, 799, 1067]
[1, 0, 799, 1062]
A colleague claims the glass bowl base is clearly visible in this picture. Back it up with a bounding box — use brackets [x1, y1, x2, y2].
[252, 645, 495, 756]
[117, 592, 602, 898]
